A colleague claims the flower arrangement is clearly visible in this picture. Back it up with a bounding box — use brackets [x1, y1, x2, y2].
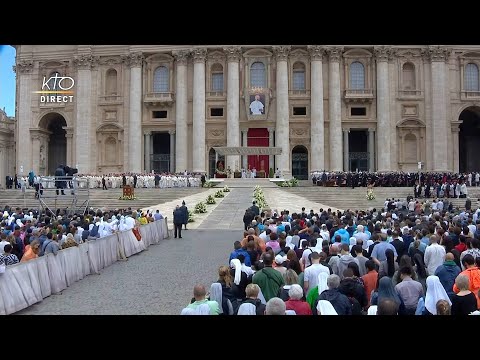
[118, 195, 137, 200]
[366, 189, 375, 201]
[194, 202, 207, 213]
[214, 190, 225, 198]
[222, 185, 230, 192]
[289, 178, 299, 187]
[188, 210, 195, 223]
[203, 181, 214, 188]
[253, 187, 268, 209]
[280, 181, 290, 187]
[206, 194, 216, 205]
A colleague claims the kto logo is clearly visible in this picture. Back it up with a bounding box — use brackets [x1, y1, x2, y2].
[34, 74, 75, 103]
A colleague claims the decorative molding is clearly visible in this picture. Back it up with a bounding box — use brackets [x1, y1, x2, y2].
[422, 46, 450, 62]
[272, 46, 291, 61]
[209, 129, 225, 138]
[290, 127, 309, 137]
[192, 48, 207, 63]
[122, 52, 144, 68]
[374, 46, 393, 62]
[172, 50, 190, 66]
[307, 46, 326, 61]
[223, 46, 242, 61]
[14, 60, 34, 74]
[73, 54, 99, 69]
[325, 47, 343, 62]
[98, 57, 123, 66]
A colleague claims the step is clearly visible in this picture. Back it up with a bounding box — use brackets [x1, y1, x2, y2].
[221, 178, 278, 188]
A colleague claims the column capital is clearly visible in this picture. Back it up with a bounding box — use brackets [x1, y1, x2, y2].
[223, 46, 242, 61]
[192, 48, 207, 63]
[14, 59, 34, 74]
[73, 54, 99, 69]
[173, 50, 190, 66]
[307, 46, 326, 60]
[273, 46, 291, 61]
[422, 46, 450, 62]
[143, 131, 152, 136]
[122, 52, 144, 68]
[325, 47, 344, 62]
[168, 129, 176, 135]
[267, 127, 275, 133]
[368, 128, 375, 133]
[374, 46, 394, 62]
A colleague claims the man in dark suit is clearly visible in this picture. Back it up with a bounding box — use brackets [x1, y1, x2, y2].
[122, 174, 126, 188]
[173, 205, 184, 238]
[250, 201, 260, 217]
[54, 165, 66, 195]
[133, 174, 138, 188]
[180, 200, 188, 230]
[102, 176, 107, 190]
[201, 174, 206, 187]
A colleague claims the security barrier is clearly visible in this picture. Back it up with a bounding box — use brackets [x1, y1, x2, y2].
[0, 218, 169, 315]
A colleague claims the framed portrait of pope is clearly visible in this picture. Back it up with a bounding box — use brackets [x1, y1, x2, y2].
[249, 94, 265, 115]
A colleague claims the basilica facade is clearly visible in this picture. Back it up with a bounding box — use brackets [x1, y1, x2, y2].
[13, 45, 480, 179]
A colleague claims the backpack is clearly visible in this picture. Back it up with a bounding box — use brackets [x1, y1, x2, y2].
[89, 224, 100, 238]
[348, 296, 363, 315]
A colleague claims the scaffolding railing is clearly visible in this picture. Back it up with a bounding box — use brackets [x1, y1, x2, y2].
[37, 176, 90, 218]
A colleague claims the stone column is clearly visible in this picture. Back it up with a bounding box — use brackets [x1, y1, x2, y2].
[326, 47, 343, 171]
[273, 46, 291, 176]
[122, 52, 143, 173]
[374, 46, 392, 172]
[452, 126, 459, 173]
[73, 55, 95, 174]
[224, 47, 241, 171]
[368, 129, 375, 172]
[15, 60, 34, 175]
[65, 128, 74, 168]
[192, 48, 207, 173]
[173, 50, 189, 173]
[144, 131, 151, 172]
[308, 46, 325, 172]
[343, 129, 349, 171]
[30, 136, 41, 175]
[427, 46, 450, 172]
[169, 130, 175, 173]
[242, 130, 248, 169]
[268, 127, 275, 172]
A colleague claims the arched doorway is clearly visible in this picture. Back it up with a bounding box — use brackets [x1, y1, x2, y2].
[292, 145, 308, 180]
[459, 107, 480, 172]
[39, 113, 67, 175]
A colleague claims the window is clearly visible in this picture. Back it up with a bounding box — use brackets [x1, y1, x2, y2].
[153, 66, 169, 92]
[349, 62, 365, 89]
[106, 69, 117, 95]
[465, 63, 479, 91]
[351, 107, 366, 116]
[211, 63, 224, 92]
[292, 62, 306, 90]
[210, 108, 224, 117]
[293, 107, 307, 116]
[250, 62, 266, 88]
[153, 111, 167, 119]
[402, 62, 415, 90]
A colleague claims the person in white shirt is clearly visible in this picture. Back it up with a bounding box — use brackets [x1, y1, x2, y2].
[319, 224, 331, 242]
[437, 199, 444, 212]
[408, 200, 415, 212]
[303, 252, 330, 294]
[353, 224, 369, 250]
[249, 94, 264, 115]
[424, 235, 446, 276]
[0, 234, 10, 254]
[431, 200, 438, 211]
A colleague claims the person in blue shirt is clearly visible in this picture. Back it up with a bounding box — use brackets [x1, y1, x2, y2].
[229, 241, 251, 267]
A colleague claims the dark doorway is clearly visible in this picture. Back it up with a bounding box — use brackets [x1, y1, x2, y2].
[151, 133, 170, 173]
[209, 148, 225, 178]
[292, 145, 308, 180]
[39, 113, 67, 175]
[459, 107, 480, 173]
[348, 130, 368, 171]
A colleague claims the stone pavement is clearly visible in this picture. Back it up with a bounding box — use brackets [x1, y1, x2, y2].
[141, 188, 231, 230]
[198, 188, 254, 230]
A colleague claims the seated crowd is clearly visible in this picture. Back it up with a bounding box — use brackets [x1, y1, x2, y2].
[0, 206, 165, 266]
[183, 201, 480, 315]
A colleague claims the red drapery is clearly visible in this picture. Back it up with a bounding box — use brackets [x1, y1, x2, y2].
[247, 128, 269, 173]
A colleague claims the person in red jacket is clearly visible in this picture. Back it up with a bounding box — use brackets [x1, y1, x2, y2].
[453, 254, 480, 309]
[285, 284, 312, 315]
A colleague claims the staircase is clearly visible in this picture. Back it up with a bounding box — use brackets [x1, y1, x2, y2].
[281, 186, 480, 212]
[222, 178, 278, 188]
[0, 187, 208, 211]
